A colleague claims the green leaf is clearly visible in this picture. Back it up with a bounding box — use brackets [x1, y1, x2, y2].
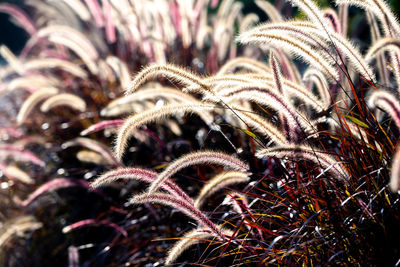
[154, 164, 167, 170]
[241, 128, 257, 138]
[344, 115, 369, 129]
[227, 124, 257, 138]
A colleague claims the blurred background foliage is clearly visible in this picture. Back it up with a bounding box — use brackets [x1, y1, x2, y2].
[0, 0, 399, 56]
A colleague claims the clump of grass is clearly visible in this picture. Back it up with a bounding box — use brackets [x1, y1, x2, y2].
[2, 0, 400, 266]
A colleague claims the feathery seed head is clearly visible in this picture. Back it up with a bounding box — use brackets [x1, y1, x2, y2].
[194, 171, 250, 209]
[114, 103, 216, 161]
[148, 150, 249, 195]
[125, 64, 210, 95]
[256, 145, 349, 181]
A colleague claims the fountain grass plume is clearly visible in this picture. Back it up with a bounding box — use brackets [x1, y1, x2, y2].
[289, 0, 332, 31]
[240, 13, 259, 33]
[76, 150, 115, 166]
[335, 0, 400, 36]
[62, 219, 127, 237]
[23, 58, 87, 78]
[91, 167, 193, 205]
[241, 21, 376, 82]
[0, 216, 42, 250]
[63, 137, 119, 167]
[36, 25, 99, 57]
[216, 57, 271, 76]
[0, 45, 23, 75]
[80, 120, 124, 136]
[147, 150, 249, 195]
[208, 74, 326, 112]
[270, 50, 292, 140]
[0, 3, 37, 35]
[17, 87, 59, 125]
[20, 178, 92, 207]
[303, 68, 331, 109]
[323, 8, 342, 33]
[165, 227, 234, 265]
[48, 35, 98, 75]
[237, 31, 339, 82]
[335, 0, 400, 88]
[84, 0, 104, 27]
[255, 0, 282, 22]
[229, 107, 288, 145]
[367, 90, 400, 130]
[105, 56, 131, 89]
[102, 86, 210, 117]
[0, 163, 34, 184]
[59, 0, 91, 21]
[194, 171, 250, 209]
[256, 145, 349, 181]
[0, 144, 44, 167]
[270, 52, 284, 95]
[0, 127, 24, 139]
[6, 75, 59, 93]
[40, 93, 87, 113]
[390, 144, 400, 192]
[102, 0, 116, 43]
[114, 103, 216, 161]
[165, 229, 216, 265]
[125, 64, 210, 95]
[130, 192, 225, 239]
[219, 87, 311, 135]
[366, 12, 389, 85]
[365, 37, 400, 62]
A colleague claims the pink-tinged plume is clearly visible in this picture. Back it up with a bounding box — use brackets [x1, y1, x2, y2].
[0, 4, 36, 35]
[0, 144, 44, 166]
[84, 0, 104, 27]
[80, 120, 124, 136]
[63, 219, 127, 237]
[20, 178, 91, 206]
[102, 0, 116, 43]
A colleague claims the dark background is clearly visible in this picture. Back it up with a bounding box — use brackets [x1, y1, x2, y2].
[0, 0, 26, 55]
